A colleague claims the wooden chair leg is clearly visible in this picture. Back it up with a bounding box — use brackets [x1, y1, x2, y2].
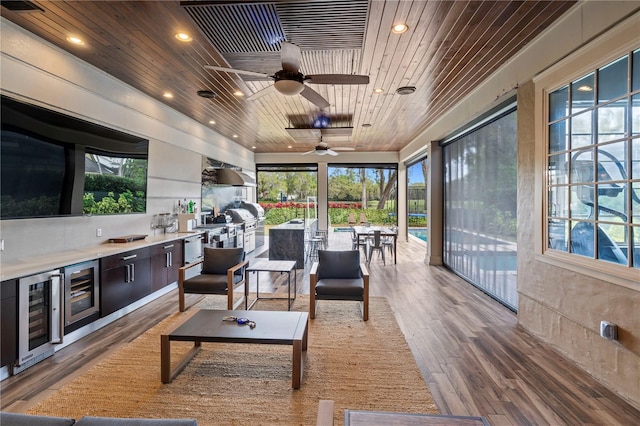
[309, 291, 316, 319]
[362, 299, 369, 321]
[178, 283, 186, 312]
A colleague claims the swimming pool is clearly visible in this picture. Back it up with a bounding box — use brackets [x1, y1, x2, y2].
[408, 228, 427, 242]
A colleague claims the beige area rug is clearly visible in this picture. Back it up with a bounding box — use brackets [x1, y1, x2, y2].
[28, 295, 437, 425]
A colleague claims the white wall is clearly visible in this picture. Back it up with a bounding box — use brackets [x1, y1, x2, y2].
[0, 19, 254, 264]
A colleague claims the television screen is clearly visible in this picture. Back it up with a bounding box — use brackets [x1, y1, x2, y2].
[1, 95, 149, 219]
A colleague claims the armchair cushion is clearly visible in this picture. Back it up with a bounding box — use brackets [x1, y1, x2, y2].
[202, 247, 245, 275]
[182, 273, 241, 294]
[315, 278, 364, 299]
[317, 250, 361, 280]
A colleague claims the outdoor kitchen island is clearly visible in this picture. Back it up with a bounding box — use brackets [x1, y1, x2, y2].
[268, 219, 317, 269]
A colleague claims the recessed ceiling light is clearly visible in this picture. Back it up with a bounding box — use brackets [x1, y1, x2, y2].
[288, 145, 293, 149]
[209, 120, 216, 125]
[66, 36, 84, 45]
[175, 32, 192, 42]
[577, 85, 593, 92]
[233, 134, 238, 138]
[391, 23, 408, 34]
[396, 86, 416, 95]
[162, 92, 174, 99]
[233, 90, 244, 97]
[373, 88, 384, 94]
[252, 146, 256, 149]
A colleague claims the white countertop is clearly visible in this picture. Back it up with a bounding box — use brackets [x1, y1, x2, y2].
[0, 232, 203, 281]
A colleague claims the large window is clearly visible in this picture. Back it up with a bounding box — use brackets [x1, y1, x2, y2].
[256, 164, 318, 226]
[546, 49, 640, 271]
[327, 164, 397, 226]
[406, 158, 428, 242]
[443, 106, 518, 310]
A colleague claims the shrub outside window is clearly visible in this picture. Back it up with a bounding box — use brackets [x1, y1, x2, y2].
[546, 49, 640, 271]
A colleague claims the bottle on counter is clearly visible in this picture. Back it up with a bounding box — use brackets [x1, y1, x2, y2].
[188, 200, 194, 214]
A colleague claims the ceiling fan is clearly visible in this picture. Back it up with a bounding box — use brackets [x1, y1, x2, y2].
[204, 42, 369, 109]
[301, 141, 355, 156]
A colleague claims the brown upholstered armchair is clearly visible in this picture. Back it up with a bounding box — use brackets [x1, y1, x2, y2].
[309, 250, 369, 321]
[178, 247, 248, 312]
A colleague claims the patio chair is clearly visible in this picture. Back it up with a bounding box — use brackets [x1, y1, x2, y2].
[367, 230, 385, 265]
[309, 250, 369, 320]
[348, 213, 357, 225]
[359, 212, 368, 224]
[382, 226, 397, 257]
[178, 247, 248, 311]
[305, 228, 324, 263]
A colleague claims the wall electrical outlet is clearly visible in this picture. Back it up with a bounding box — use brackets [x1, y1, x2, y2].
[600, 321, 618, 341]
[96, 228, 102, 237]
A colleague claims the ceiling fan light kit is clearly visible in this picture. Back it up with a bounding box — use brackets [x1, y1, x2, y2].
[274, 79, 304, 96]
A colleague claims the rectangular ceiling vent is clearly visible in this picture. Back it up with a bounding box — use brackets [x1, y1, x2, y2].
[1, 1, 44, 12]
[182, 2, 285, 54]
[276, 0, 368, 51]
[182, 0, 368, 76]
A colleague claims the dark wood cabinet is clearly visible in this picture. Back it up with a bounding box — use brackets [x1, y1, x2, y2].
[100, 247, 152, 317]
[151, 241, 184, 292]
[1, 279, 17, 368]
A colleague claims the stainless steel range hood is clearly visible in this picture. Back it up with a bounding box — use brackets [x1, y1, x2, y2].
[215, 168, 256, 187]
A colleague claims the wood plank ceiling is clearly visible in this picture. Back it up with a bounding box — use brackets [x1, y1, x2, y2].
[1, 0, 576, 154]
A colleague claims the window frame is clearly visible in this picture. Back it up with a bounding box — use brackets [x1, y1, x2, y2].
[533, 19, 640, 290]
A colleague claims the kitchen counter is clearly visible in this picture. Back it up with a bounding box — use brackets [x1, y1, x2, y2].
[269, 220, 316, 268]
[0, 232, 204, 281]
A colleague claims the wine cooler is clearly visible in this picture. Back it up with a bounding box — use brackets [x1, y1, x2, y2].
[16, 270, 63, 373]
[64, 260, 100, 333]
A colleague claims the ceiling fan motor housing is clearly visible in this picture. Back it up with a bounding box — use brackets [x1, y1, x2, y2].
[273, 70, 305, 95]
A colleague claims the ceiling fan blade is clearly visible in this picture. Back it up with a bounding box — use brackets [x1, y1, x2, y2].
[246, 84, 276, 101]
[306, 74, 370, 85]
[280, 42, 301, 73]
[301, 149, 316, 155]
[300, 86, 330, 109]
[204, 65, 271, 79]
[326, 148, 339, 156]
[333, 147, 356, 151]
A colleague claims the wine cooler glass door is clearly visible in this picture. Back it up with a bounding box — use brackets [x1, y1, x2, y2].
[17, 270, 63, 367]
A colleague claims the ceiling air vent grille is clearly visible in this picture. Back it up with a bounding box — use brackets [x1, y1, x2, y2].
[1, 1, 44, 12]
[182, 0, 368, 76]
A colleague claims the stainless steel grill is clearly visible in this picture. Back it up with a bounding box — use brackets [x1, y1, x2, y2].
[240, 201, 264, 219]
[225, 208, 257, 252]
[226, 208, 256, 227]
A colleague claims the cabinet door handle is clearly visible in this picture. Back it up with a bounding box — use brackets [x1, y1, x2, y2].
[125, 264, 131, 283]
[163, 244, 174, 249]
[131, 263, 135, 282]
[166, 252, 171, 268]
[122, 254, 137, 261]
[169, 251, 173, 267]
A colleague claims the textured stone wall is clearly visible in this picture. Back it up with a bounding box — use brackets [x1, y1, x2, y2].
[516, 80, 639, 408]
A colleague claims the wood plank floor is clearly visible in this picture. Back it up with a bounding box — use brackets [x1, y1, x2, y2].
[2, 232, 639, 425]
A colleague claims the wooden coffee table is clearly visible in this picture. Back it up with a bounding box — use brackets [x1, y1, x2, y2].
[160, 309, 309, 388]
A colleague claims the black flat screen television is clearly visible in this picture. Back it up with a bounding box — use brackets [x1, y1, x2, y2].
[1, 95, 149, 219]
